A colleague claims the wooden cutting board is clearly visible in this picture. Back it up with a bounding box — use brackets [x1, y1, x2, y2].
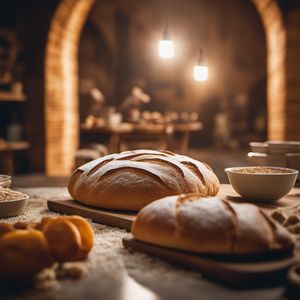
[47, 198, 136, 231]
[123, 235, 297, 288]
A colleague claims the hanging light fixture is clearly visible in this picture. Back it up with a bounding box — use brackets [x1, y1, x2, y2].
[159, 1, 174, 59]
[193, 48, 208, 81]
[159, 29, 174, 59]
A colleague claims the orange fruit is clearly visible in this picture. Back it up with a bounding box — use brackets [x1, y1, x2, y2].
[34, 216, 55, 231]
[64, 216, 94, 260]
[0, 223, 14, 239]
[43, 217, 82, 262]
[0, 229, 54, 281]
[14, 221, 34, 230]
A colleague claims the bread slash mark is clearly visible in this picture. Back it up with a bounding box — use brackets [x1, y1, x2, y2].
[87, 159, 114, 176]
[133, 158, 185, 178]
[221, 200, 240, 253]
[181, 162, 206, 185]
[98, 166, 172, 191]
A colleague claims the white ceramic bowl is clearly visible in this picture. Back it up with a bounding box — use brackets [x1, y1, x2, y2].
[247, 152, 287, 167]
[249, 142, 268, 153]
[267, 141, 300, 155]
[286, 153, 300, 182]
[225, 166, 298, 201]
[0, 175, 12, 188]
[0, 195, 29, 218]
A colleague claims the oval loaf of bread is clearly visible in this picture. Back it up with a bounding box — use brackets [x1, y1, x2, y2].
[68, 150, 220, 211]
[132, 194, 295, 254]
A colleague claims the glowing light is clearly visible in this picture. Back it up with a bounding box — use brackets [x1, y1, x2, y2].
[194, 65, 208, 81]
[194, 48, 208, 81]
[159, 39, 174, 59]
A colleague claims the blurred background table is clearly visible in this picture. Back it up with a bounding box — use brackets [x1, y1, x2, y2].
[80, 123, 134, 153]
[80, 121, 202, 154]
[173, 122, 203, 153]
[0, 141, 30, 175]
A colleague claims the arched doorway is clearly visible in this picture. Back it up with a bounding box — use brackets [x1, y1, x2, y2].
[45, 0, 95, 176]
[251, 0, 286, 140]
[44, 0, 285, 176]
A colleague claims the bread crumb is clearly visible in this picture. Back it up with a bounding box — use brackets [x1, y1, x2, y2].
[284, 215, 300, 226]
[14, 221, 34, 230]
[271, 210, 286, 224]
[56, 262, 87, 279]
[34, 262, 87, 290]
[288, 224, 300, 234]
[34, 278, 60, 290]
[272, 205, 300, 236]
[34, 267, 59, 290]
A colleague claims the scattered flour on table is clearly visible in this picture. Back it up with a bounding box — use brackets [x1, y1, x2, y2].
[1, 188, 202, 297]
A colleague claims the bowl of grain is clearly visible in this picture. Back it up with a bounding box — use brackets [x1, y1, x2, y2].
[225, 166, 298, 201]
[0, 187, 29, 217]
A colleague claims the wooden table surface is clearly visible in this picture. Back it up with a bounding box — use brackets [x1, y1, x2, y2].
[0, 141, 30, 175]
[80, 122, 203, 153]
[219, 184, 300, 212]
[1, 185, 300, 300]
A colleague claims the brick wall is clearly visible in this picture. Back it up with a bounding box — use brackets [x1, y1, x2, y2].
[285, 4, 300, 140]
[252, 0, 286, 140]
[45, 0, 94, 176]
[252, 0, 300, 141]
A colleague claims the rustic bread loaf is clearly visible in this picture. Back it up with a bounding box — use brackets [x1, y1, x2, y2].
[68, 150, 220, 211]
[131, 194, 295, 254]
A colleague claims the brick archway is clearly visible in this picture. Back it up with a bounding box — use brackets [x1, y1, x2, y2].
[253, 1, 300, 142]
[251, 0, 285, 140]
[44, 0, 289, 176]
[45, 0, 95, 176]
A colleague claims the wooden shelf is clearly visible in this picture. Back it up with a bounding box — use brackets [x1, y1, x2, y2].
[0, 92, 26, 102]
[0, 141, 30, 151]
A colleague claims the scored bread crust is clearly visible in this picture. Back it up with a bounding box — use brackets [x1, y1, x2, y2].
[131, 195, 295, 254]
[68, 150, 220, 211]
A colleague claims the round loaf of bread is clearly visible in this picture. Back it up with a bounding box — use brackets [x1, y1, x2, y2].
[132, 194, 295, 254]
[68, 150, 220, 211]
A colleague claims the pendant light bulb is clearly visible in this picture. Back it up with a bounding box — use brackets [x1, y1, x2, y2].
[194, 48, 208, 81]
[194, 65, 208, 81]
[159, 29, 174, 59]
